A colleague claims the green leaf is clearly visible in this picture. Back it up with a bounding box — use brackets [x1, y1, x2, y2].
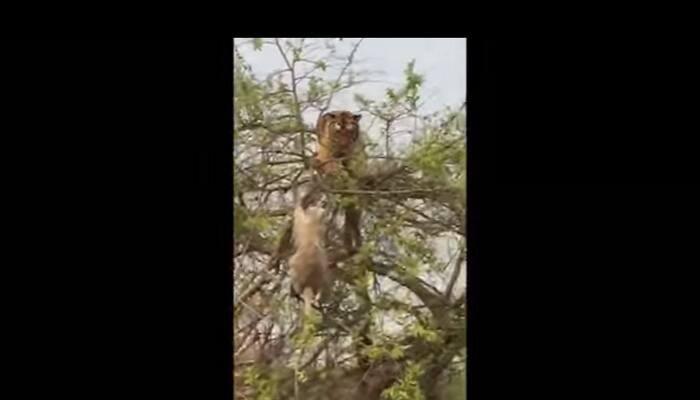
[386, 88, 398, 103]
[389, 344, 405, 359]
[253, 38, 263, 51]
[381, 361, 425, 400]
[363, 345, 387, 360]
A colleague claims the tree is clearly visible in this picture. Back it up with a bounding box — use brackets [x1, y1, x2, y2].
[234, 38, 466, 400]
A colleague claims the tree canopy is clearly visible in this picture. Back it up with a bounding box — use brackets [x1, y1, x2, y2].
[234, 38, 466, 400]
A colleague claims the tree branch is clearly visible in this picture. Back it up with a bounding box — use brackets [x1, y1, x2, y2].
[321, 38, 364, 113]
[328, 188, 450, 196]
[445, 244, 465, 300]
[368, 261, 451, 328]
[275, 38, 308, 168]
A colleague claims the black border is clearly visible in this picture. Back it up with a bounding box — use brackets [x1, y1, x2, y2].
[5, 37, 697, 398]
[3, 40, 234, 398]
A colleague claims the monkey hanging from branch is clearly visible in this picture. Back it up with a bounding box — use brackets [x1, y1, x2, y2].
[288, 180, 330, 316]
[312, 110, 367, 253]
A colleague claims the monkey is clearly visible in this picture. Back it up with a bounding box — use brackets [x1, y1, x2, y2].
[288, 195, 330, 315]
[312, 110, 366, 253]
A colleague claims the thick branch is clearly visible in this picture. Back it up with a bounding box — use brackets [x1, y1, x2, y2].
[368, 261, 451, 328]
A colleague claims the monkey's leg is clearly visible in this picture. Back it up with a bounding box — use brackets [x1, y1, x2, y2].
[352, 208, 362, 248]
[302, 287, 315, 315]
[343, 205, 362, 252]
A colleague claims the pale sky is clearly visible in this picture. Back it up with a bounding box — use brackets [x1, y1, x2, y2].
[235, 38, 466, 117]
[234, 38, 467, 298]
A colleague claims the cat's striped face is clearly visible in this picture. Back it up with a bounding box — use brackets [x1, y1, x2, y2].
[323, 111, 361, 150]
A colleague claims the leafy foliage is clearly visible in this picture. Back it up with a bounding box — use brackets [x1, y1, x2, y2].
[243, 366, 278, 400]
[381, 362, 425, 400]
[234, 38, 466, 400]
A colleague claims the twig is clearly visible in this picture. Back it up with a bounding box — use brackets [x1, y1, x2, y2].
[368, 261, 452, 328]
[327, 188, 449, 196]
[321, 38, 364, 113]
[394, 201, 462, 236]
[274, 38, 308, 168]
[258, 177, 312, 194]
[234, 325, 262, 358]
[238, 300, 265, 320]
[299, 335, 336, 370]
[235, 224, 293, 307]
